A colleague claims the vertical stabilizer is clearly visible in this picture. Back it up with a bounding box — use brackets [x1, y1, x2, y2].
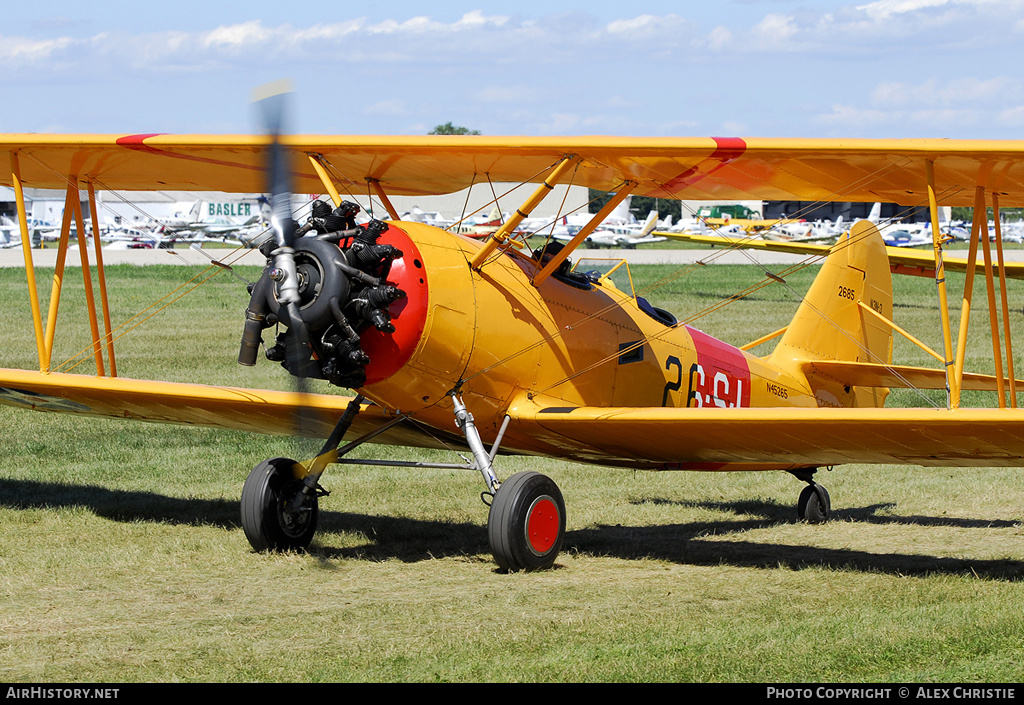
[867, 202, 881, 223]
[639, 211, 658, 237]
[607, 195, 633, 224]
[768, 220, 893, 408]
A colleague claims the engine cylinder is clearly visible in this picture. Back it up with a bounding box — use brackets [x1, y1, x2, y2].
[238, 219, 421, 389]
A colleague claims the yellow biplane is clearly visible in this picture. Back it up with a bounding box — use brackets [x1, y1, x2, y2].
[2, 131, 1024, 571]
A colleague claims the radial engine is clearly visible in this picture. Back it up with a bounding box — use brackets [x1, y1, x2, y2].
[237, 200, 407, 388]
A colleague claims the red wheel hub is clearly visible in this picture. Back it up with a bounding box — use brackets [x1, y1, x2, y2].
[525, 496, 560, 556]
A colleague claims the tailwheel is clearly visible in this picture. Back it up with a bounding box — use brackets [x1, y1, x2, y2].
[797, 482, 831, 524]
[488, 471, 566, 572]
[241, 457, 320, 552]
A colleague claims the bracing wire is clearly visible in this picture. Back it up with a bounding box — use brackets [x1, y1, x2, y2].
[468, 156, 967, 405]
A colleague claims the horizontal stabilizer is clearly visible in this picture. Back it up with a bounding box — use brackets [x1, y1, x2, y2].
[801, 360, 1023, 391]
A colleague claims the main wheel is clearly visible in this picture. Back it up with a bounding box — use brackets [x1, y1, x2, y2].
[488, 471, 566, 572]
[797, 483, 831, 524]
[241, 457, 319, 552]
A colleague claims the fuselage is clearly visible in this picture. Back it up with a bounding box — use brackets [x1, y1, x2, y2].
[356, 221, 817, 457]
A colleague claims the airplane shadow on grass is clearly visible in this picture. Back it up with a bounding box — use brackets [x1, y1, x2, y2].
[2, 478, 1021, 580]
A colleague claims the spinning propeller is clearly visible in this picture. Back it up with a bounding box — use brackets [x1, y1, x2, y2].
[254, 81, 315, 384]
[240, 82, 324, 552]
[239, 83, 405, 553]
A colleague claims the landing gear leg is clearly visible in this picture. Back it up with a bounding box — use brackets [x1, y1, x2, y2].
[240, 395, 364, 552]
[791, 468, 831, 524]
[451, 394, 566, 572]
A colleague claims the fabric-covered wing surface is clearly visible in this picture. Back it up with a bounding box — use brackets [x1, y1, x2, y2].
[2, 135, 1024, 206]
[9, 372, 1024, 470]
[513, 403, 1024, 469]
[0, 369, 444, 449]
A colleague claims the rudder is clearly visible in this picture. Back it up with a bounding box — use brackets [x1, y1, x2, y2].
[767, 220, 893, 408]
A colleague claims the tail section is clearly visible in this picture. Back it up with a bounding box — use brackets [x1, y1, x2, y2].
[767, 220, 893, 408]
[866, 202, 881, 224]
[607, 195, 633, 224]
[639, 211, 658, 237]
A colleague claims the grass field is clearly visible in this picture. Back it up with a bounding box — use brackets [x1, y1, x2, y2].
[0, 251, 1022, 683]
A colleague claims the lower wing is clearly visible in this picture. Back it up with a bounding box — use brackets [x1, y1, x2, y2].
[7, 368, 1024, 471]
[513, 402, 1024, 469]
[0, 368, 443, 449]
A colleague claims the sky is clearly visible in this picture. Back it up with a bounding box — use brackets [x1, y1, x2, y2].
[2, 0, 1023, 139]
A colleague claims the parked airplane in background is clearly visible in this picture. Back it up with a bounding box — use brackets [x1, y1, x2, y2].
[0, 215, 22, 248]
[762, 215, 845, 244]
[400, 205, 450, 228]
[157, 197, 265, 237]
[553, 209, 664, 248]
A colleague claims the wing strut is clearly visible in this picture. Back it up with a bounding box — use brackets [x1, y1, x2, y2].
[858, 301, 944, 364]
[531, 184, 637, 287]
[927, 160, 956, 408]
[11, 152, 47, 371]
[367, 178, 401, 221]
[69, 182, 106, 376]
[42, 186, 77, 371]
[30, 178, 118, 377]
[977, 189, 1007, 408]
[936, 180, 1015, 410]
[469, 155, 577, 271]
[306, 153, 342, 208]
[86, 181, 117, 377]
[992, 194, 1017, 407]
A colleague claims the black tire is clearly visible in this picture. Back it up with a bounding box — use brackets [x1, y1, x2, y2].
[241, 457, 319, 552]
[488, 471, 566, 572]
[797, 483, 831, 524]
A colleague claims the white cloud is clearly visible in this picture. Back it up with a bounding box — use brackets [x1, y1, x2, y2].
[815, 104, 892, 128]
[872, 77, 1019, 107]
[812, 72, 1024, 137]
[996, 105, 1024, 126]
[707, 26, 733, 50]
[718, 121, 749, 136]
[607, 15, 662, 33]
[202, 21, 272, 50]
[855, 0, 1016, 21]
[2, 5, 1023, 138]
[856, 0, 956, 20]
[754, 13, 799, 43]
[363, 99, 409, 117]
[0, 36, 73, 63]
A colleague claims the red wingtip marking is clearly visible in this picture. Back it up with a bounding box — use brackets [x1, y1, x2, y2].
[662, 136, 748, 194]
[116, 134, 168, 156]
[710, 136, 748, 157]
[116, 133, 166, 145]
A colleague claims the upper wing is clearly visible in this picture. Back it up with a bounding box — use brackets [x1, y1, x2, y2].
[660, 230, 1024, 280]
[2, 135, 1024, 205]
[512, 403, 1024, 469]
[0, 369, 445, 450]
